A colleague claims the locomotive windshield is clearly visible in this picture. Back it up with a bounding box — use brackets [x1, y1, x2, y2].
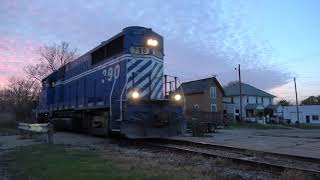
[91, 35, 124, 65]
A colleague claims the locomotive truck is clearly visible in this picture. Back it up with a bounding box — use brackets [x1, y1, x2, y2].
[37, 26, 186, 138]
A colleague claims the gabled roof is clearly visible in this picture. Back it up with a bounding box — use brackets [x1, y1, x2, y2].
[179, 77, 224, 95]
[224, 82, 275, 97]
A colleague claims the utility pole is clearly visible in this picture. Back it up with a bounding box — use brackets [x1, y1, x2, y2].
[236, 64, 243, 122]
[294, 77, 300, 125]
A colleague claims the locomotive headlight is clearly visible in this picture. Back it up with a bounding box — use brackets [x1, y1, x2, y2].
[147, 39, 158, 47]
[152, 39, 158, 46]
[174, 94, 182, 101]
[132, 91, 140, 99]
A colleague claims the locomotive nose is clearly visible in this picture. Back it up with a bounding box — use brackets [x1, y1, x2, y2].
[152, 112, 169, 127]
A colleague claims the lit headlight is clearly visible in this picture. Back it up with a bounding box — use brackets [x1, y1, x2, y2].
[174, 94, 182, 101]
[132, 91, 140, 99]
[147, 39, 158, 46]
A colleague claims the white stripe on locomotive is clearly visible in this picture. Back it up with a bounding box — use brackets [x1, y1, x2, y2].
[140, 62, 163, 98]
[150, 63, 163, 99]
[126, 60, 155, 88]
[126, 58, 163, 99]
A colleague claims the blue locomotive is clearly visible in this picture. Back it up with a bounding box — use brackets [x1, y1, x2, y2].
[37, 26, 185, 138]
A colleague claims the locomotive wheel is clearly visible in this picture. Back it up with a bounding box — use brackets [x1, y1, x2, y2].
[88, 111, 111, 137]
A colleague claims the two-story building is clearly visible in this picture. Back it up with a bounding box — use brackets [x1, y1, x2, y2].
[223, 82, 275, 121]
[179, 77, 225, 113]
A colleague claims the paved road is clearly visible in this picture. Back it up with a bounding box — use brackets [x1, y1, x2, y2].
[170, 129, 320, 158]
[0, 135, 41, 153]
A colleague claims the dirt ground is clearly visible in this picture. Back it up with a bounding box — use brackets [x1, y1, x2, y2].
[171, 128, 320, 158]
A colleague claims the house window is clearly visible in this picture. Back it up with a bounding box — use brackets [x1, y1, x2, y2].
[262, 97, 264, 104]
[256, 97, 258, 103]
[210, 87, 216, 99]
[312, 115, 319, 120]
[269, 98, 272, 104]
[246, 97, 249, 103]
[211, 104, 217, 112]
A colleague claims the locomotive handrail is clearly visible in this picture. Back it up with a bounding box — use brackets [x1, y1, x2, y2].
[176, 78, 187, 113]
[120, 75, 129, 121]
[109, 77, 118, 122]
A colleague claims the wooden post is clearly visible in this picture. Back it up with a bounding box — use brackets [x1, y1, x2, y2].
[238, 64, 243, 122]
[48, 122, 53, 144]
[294, 77, 300, 125]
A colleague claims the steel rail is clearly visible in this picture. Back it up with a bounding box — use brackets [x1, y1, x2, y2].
[130, 138, 320, 176]
[152, 138, 320, 163]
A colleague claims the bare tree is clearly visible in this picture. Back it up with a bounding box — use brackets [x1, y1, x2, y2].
[7, 77, 40, 105]
[3, 77, 41, 122]
[19, 41, 76, 121]
[25, 41, 77, 81]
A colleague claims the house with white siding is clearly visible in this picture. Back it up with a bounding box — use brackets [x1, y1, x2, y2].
[275, 105, 320, 124]
[223, 82, 275, 121]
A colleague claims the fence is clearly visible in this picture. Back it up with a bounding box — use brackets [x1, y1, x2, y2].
[185, 111, 232, 136]
[17, 122, 53, 144]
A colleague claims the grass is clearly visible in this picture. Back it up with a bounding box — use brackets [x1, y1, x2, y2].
[227, 123, 290, 130]
[7, 144, 167, 180]
[283, 124, 320, 129]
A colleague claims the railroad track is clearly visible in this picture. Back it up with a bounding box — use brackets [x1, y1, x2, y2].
[32, 131, 320, 177]
[127, 138, 320, 177]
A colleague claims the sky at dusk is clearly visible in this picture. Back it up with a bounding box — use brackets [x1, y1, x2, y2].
[0, 0, 319, 102]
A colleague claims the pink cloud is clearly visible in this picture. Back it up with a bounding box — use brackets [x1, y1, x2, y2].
[0, 76, 9, 87]
[0, 34, 40, 87]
